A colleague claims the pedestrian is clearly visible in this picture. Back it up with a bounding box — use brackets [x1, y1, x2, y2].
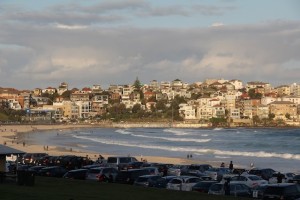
[277, 172, 283, 183]
[229, 161, 233, 171]
[187, 154, 190, 159]
[22, 141, 25, 147]
[190, 154, 193, 158]
[220, 162, 225, 167]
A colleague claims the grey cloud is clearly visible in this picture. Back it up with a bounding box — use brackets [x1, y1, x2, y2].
[0, 20, 299, 89]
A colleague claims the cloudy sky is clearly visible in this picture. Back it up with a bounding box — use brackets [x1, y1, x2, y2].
[0, 0, 299, 90]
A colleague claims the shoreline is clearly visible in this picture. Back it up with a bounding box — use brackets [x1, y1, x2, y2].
[0, 124, 223, 167]
[1, 124, 299, 171]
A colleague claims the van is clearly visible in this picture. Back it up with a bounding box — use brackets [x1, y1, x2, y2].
[107, 156, 138, 170]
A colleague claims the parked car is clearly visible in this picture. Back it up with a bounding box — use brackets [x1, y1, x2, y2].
[248, 168, 275, 181]
[63, 169, 88, 180]
[262, 183, 300, 200]
[149, 163, 173, 176]
[253, 184, 268, 199]
[133, 175, 162, 187]
[191, 180, 218, 193]
[228, 174, 268, 188]
[27, 166, 46, 175]
[142, 167, 160, 176]
[166, 176, 201, 191]
[123, 161, 147, 170]
[86, 167, 119, 182]
[269, 172, 295, 184]
[187, 164, 213, 176]
[152, 176, 177, 189]
[115, 169, 151, 184]
[107, 156, 138, 170]
[208, 182, 252, 197]
[289, 174, 300, 184]
[167, 165, 189, 176]
[205, 167, 231, 181]
[21, 153, 48, 165]
[38, 166, 68, 177]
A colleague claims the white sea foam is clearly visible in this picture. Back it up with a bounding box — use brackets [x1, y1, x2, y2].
[163, 129, 190, 136]
[132, 134, 211, 143]
[115, 129, 132, 135]
[213, 128, 223, 131]
[72, 135, 300, 161]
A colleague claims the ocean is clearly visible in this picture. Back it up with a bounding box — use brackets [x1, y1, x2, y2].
[24, 127, 300, 173]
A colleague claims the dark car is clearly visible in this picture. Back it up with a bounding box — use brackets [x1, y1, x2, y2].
[133, 175, 162, 187]
[249, 168, 275, 181]
[63, 169, 88, 180]
[253, 184, 268, 199]
[115, 169, 151, 184]
[152, 176, 177, 189]
[123, 161, 147, 170]
[289, 174, 300, 184]
[38, 166, 68, 177]
[208, 182, 252, 197]
[263, 183, 300, 200]
[56, 155, 92, 170]
[27, 166, 46, 175]
[191, 180, 218, 193]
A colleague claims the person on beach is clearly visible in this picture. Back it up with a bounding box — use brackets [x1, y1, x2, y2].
[229, 161, 233, 171]
[277, 172, 283, 183]
[220, 162, 225, 167]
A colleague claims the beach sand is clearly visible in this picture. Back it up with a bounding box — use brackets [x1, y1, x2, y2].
[0, 124, 222, 167]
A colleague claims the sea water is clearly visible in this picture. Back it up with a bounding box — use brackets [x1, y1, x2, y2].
[25, 127, 300, 173]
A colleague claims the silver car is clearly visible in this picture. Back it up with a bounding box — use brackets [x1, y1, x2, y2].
[86, 167, 118, 182]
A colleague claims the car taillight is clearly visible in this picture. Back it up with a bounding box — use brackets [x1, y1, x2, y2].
[98, 175, 104, 182]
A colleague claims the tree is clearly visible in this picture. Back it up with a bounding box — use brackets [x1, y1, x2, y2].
[285, 113, 291, 120]
[268, 113, 275, 120]
[133, 77, 142, 91]
[156, 100, 166, 111]
[252, 115, 260, 125]
[61, 90, 71, 99]
[132, 104, 142, 113]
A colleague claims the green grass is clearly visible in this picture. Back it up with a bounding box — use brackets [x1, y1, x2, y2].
[0, 176, 252, 200]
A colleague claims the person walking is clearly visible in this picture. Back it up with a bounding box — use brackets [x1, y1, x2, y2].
[229, 161, 234, 171]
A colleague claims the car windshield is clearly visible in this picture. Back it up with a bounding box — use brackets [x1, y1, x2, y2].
[119, 157, 132, 163]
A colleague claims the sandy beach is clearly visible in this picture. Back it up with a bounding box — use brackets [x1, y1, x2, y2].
[0, 124, 222, 167]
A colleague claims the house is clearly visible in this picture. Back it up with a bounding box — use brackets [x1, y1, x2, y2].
[42, 87, 56, 95]
[70, 91, 90, 101]
[179, 104, 196, 120]
[229, 79, 243, 90]
[57, 82, 68, 95]
[269, 101, 297, 120]
[144, 91, 156, 101]
[197, 105, 213, 120]
[275, 85, 291, 96]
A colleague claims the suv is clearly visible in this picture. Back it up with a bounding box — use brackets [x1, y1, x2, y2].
[107, 156, 138, 170]
[115, 169, 151, 184]
[263, 183, 300, 200]
[248, 168, 275, 181]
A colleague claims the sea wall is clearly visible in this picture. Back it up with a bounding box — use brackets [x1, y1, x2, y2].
[111, 122, 209, 128]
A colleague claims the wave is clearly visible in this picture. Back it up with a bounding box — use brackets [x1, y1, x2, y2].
[115, 129, 132, 135]
[114, 129, 209, 143]
[132, 134, 211, 143]
[163, 129, 190, 136]
[72, 135, 300, 161]
[213, 128, 223, 131]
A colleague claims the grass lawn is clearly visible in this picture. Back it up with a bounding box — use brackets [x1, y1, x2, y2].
[0, 176, 252, 200]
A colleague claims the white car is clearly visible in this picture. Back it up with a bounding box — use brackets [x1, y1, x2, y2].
[229, 174, 268, 188]
[166, 176, 201, 191]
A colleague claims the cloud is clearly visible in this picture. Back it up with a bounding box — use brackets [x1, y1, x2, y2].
[0, 1, 299, 89]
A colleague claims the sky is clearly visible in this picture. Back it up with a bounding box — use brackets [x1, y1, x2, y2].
[0, 0, 300, 90]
